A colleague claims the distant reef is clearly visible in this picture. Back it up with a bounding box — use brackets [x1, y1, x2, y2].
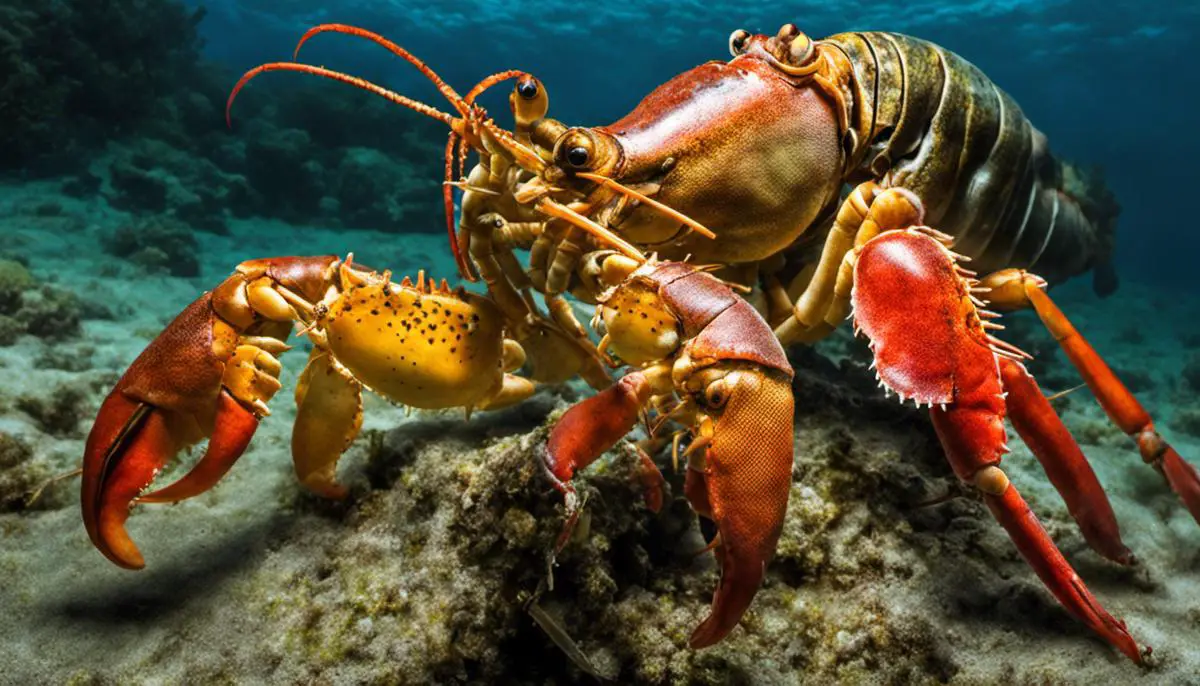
[0, 0, 447, 234]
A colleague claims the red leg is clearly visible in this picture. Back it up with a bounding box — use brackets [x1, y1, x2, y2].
[544, 370, 655, 550]
[632, 443, 665, 514]
[1027, 283, 1200, 522]
[853, 230, 1145, 662]
[979, 467, 1144, 663]
[999, 357, 1132, 564]
[986, 270, 1200, 524]
[545, 371, 652, 486]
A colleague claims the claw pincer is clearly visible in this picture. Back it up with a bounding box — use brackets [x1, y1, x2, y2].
[545, 257, 794, 647]
[82, 257, 333, 569]
[82, 254, 534, 569]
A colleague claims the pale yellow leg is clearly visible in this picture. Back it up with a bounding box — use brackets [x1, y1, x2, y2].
[292, 349, 363, 500]
[478, 374, 537, 411]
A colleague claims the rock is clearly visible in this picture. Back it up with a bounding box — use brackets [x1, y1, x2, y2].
[0, 260, 82, 344]
[0, 259, 36, 313]
[16, 383, 89, 438]
[0, 432, 45, 512]
[102, 216, 200, 277]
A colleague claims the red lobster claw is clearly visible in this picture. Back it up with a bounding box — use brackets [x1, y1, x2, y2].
[81, 295, 267, 569]
[683, 368, 794, 648]
[852, 228, 1143, 662]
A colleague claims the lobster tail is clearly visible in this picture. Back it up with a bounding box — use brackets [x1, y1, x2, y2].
[823, 31, 1121, 292]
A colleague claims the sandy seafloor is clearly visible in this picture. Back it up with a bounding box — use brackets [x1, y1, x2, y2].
[1, 176, 1198, 685]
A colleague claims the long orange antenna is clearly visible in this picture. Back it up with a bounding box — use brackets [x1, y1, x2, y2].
[292, 23, 469, 117]
[229, 25, 546, 283]
[227, 62, 456, 129]
[576, 172, 716, 240]
[444, 132, 476, 280]
[465, 70, 527, 105]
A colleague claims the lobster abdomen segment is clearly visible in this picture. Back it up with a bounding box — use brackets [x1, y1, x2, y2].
[826, 31, 1117, 286]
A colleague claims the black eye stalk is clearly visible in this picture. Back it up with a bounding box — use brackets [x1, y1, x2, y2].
[517, 79, 539, 100]
[729, 29, 750, 57]
[566, 146, 590, 168]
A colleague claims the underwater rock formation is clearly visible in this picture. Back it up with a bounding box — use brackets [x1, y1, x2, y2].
[102, 216, 202, 278]
[0, 0, 448, 236]
[0, 259, 82, 345]
[0, 432, 45, 512]
[0, 0, 209, 174]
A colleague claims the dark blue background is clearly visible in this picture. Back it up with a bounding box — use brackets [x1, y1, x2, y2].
[187, 0, 1200, 289]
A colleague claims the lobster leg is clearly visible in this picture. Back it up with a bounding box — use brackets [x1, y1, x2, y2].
[998, 357, 1132, 564]
[292, 348, 364, 499]
[544, 364, 672, 549]
[966, 461, 1143, 663]
[775, 182, 922, 345]
[984, 270, 1200, 524]
[852, 229, 1144, 663]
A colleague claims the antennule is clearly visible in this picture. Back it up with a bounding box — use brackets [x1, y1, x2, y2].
[576, 172, 716, 239]
[536, 199, 646, 262]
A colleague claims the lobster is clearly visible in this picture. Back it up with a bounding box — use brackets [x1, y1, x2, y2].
[74, 21, 1198, 664]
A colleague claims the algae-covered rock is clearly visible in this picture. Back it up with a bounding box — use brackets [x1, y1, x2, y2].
[0, 259, 82, 344]
[16, 383, 89, 438]
[0, 315, 21, 346]
[102, 216, 200, 277]
[15, 286, 83, 340]
[0, 259, 36, 310]
[0, 432, 51, 513]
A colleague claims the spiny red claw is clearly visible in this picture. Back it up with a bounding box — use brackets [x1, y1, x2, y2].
[852, 229, 1145, 663]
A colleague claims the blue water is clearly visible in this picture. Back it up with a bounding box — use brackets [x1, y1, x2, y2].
[185, 0, 1200, 289]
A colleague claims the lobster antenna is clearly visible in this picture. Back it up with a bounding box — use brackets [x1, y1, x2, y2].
[227, 63, 456, 128]
[226, 61, 476, 282]
[292, 23, 483, 281]
[291, 25, 544, 174]
[232, 26, 546, 281]
[576, 172, 716, 239]
[536, 199, 646, 262]
[465, 70, 527, 106]
[442, 132, 477, 281]
[292, 23, 470, 117]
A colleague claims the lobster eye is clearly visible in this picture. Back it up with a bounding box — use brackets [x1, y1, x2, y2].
[517, 79, 539, 100]
[555, 129, 598, 172]
[567, 146, 590, 168]
[729, 29, 750, 57]
[703, 379, 730, 410]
